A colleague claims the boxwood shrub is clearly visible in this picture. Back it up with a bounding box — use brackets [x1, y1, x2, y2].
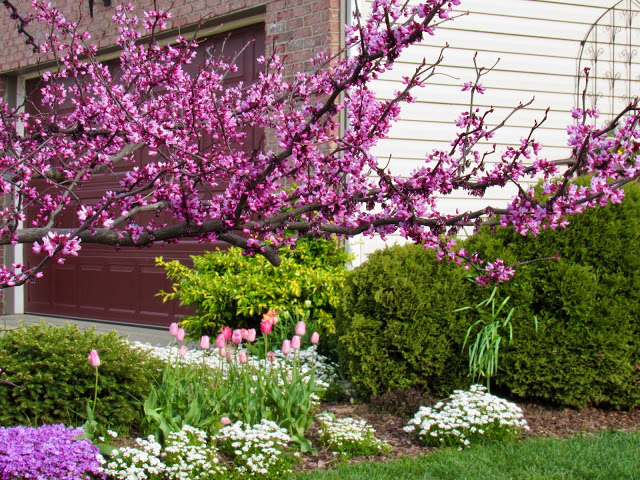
[0, 322, 157, 430]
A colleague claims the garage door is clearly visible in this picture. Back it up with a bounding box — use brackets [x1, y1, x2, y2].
[24, 23, 265, 327]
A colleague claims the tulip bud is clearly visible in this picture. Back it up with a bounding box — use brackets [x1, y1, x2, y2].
[240, 328, 249, 340]
[267, 351, 276, 362]
[310, 332, 320, 344]
[231, 329, 243, 344]
[221, 326, 232, 340]
[226, 352, 233, 363]
[221, 416, 231, 426]
[87, 350, 101, 368]
[179, 345, 188, 357]
[176, 328, 185, 341]
[245, 328, 256, 343]
[200, 335, 210, 350]
[169, 322, 179, 337]
[295, 321, 306, 336]
[215, 333, 226, 349]
[219, 347, 227, 357]
[281, 339, 291, 355]
[239, 351, 248, 364]
[291, 335, 301, 350]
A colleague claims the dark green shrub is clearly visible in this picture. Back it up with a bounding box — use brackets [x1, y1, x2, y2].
[157, 236, 351, 340]
[335, 244, 474, 398]
[0, 322, 157, 429]
[466, 179, 640, 409]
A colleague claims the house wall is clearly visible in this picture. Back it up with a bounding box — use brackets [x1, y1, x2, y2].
[346, 0, 640, 266]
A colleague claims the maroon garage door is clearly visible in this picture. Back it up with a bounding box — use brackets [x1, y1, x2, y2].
[25, 23, 265, 327]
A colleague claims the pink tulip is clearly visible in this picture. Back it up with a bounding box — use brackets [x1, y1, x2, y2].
[226, 352, 233, 363]
[231, 329, 243, 344]
[311, 332, 320, 344]
[221, 326, 232, 340]
[295, 321, 306, 336]
[176, 328, 185, 341]
[219, 347, 227, 357]
[267, 351, 276, 362]
[260, 319, 274, 334]
[169, 322, 179, 337]
[211, 381, 216, 389]
[240, 328, 249, 340]
[291, 335, 301, 350]
[245, 328, 256, 342]
[281, 339, 291, 355]
[215, 333, 226, 349]
[200, 335, 210, 350]
[179, 345, 188, 357]
[221, 416, 231, 426]
[87, 350, 100, 368]
[239, 351, 248, 364]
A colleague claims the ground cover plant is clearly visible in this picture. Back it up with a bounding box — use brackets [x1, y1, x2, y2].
[404, 385, 529, 449]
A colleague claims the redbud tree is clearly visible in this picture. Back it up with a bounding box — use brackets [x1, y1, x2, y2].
[0, 0, 638, 289]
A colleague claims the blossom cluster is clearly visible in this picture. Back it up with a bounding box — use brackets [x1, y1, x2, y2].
[316, 414, 392, 458]
[99, 426, 227, 480]
[0, 424, 103, 480]
[131, 342, 337, 390]
[216, 419, 296, 478]
[404, 385, 529, 449]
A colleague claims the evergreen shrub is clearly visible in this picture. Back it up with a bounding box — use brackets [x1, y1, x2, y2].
[157, 236, 350, 340]
[337, 178, 640, 409]
[466, 178, 640, 409]
[335, 244, 474, 398]
[0, 322, 157, 429]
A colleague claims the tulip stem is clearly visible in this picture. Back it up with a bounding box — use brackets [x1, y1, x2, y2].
[92, 367, 99, 413]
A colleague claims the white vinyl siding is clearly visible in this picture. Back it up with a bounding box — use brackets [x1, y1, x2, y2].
[345, 0, 640, 265]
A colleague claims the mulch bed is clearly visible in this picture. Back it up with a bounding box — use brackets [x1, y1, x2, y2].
[295, 399, 640, 472]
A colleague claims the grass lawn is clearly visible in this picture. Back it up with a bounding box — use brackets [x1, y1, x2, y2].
[293, 430, 640, 480]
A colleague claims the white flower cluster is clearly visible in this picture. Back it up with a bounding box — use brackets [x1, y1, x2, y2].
[216, 419, 295, 478]
[99, 427, 226, 480]
[316, 414, 392, 457]
[404, 385, 529, 449]
[131, 342, 337, 389]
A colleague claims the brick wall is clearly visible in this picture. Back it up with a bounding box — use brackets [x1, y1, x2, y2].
[0, 0, 342, 78]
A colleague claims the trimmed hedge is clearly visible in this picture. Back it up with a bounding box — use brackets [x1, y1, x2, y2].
[466, 179, 640, 409]
[0, 322, 157, 429]
[335, 244, 473, 398]
[337, 178, 640, 409]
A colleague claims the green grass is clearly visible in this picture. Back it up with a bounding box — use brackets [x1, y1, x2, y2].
[292, 431, 640, 480]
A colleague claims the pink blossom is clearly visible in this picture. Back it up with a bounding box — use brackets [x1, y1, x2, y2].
[179, 345, 188, 357]
[245, 328, 256, 342]
[169, 323, 179, 337]
[87, 350, 100, 368]
[291, 335, 301, 350]
[267, 351, 276, 362]
[215, 333, 226, 349]
[231, 329, 243, 344]
[310, 332, 320, 344]
[239, 351, 248, 364]
[295, 321, 306, 336]
[200, 335, 210, 350]
[176, 328, 185, 342]
[221, 416, 231, 426]
[281, 340, 291, 355]
[221, 326, 232, 341]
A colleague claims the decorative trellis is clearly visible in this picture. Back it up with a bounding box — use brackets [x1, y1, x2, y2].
[577, 0, 640, 123]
